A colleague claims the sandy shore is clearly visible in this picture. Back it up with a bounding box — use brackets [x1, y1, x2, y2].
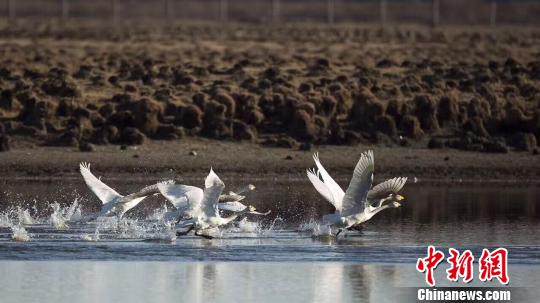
[0, 139, 538, 182]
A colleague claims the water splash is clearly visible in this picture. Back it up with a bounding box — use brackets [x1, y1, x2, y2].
[65, 199, 83, 222]
[0, 194, 281, 242]
[299, 218, 333, 236]
[237, 218, 259, 233]
[95, 216, 119, 229]
[11, 225, 31, 242]
[258, 216, 285, 237]
[145, 221, 176, 242]
[117, 219, 147, 238]
[71, 207, 83, 222]
[48, 199, 86, 228]
[146, 204, 169, 221]
[298, 218, 319, 231]
[49, 202, 68, 229]
[311, 223, 332, 237]
[91, 216, 176, 241]
[81, 227, 100, 242]
[0, 212, 12, 227]
[17, 207, 33, 225]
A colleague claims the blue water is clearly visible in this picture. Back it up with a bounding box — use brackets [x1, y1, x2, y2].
[0, 180, 538, 302]
[0, 261, 537, 303]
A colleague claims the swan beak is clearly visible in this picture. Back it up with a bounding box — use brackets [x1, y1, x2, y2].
[396, 195, 405, 201]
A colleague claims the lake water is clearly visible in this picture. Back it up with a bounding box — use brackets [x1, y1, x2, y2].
[0, 178, 538, 302]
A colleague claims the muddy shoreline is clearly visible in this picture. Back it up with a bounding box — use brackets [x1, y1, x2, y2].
[0, 22, 539, 183]
[1, 22, 540, 159]
[0, 139, 538, 183]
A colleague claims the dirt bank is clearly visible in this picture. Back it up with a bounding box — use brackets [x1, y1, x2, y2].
[0, 22, 539, 157]
[0, 139, 538, 182]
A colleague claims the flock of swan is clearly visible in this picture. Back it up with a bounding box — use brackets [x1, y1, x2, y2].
[80, 150, 407, 238]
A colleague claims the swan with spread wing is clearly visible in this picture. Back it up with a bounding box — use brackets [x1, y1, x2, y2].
[157, 169, 267, 238]
[81, 161, 266, 223]
[79, 162, 162, 219]
[161, 183, 270, 223]
[307, 151, 407, 236]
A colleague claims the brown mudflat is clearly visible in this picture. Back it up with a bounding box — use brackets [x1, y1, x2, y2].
[0, 139, 538, 182]
[0, 21, 539, 181]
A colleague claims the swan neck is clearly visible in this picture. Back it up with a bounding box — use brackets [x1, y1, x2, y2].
[223, 213, 240, 224]
[368, 204, 391, 216]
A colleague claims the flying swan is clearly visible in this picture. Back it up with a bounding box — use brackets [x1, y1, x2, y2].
[307, 151, 407, 236]
[157, 168, 265, 238]
[218, 184, 270, 215]
[161, 183, 270, 222]
[79, 162, 160, 219]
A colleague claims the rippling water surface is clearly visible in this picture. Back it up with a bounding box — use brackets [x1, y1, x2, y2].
[0, 178, 538, 302]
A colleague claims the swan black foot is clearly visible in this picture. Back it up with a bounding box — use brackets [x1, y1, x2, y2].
[176, 225, 194, 236]
[335, 229, 344, 237]
[347, 225, 362, 232]
[195, 232, 214, 239]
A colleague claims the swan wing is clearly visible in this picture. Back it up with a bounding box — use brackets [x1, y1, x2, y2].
[205, 168, 225, 189]
[235, 184, 256, 195]
[202, 168, 226, 217]
[118, 181, 171, 204]
[79, 162, 122, 204]
[306, 168, 337, 209]
[248, 210, 271, 216]
[219, 193, 245, 203]
[119, 197, 147, 215]
[313, 153, 345, 210]
[157, 181, 204, 213]
[340, 150, 375, 216]
[367, 177, 407, 200]
[218, 201, 270, 215]
[218, 201, 247, 212]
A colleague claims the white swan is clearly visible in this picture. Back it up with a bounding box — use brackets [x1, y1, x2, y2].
[160, 183, 269, 222]
[79, 162, 161, 219]
[217, 183, 269, 215]
[218, 201, 271, 216]
[306, 151, 407, 236]
[218, 185, 270, 215]
[218, 184, 256, 203]
[157, 169, 262, 238]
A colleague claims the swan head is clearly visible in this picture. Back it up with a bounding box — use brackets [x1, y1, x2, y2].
[248, 184, 256, 191]
[373, 193, 405, 208]
[247, 205, 257, 212]
[389, 194, 404, 208]
[384, 193, 404, 207]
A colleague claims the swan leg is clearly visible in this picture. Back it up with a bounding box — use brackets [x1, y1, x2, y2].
[176, 215, 193, 225]
[347, 225, 363, 232]
[335, 229, 343, 237]
[176, 225, 194, 236]
[195, 231, 214, 239]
